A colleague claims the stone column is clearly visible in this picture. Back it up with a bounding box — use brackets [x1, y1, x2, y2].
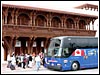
[2, 15, 4, 25]
[49, 13, 52, 27]
[92, 23, 94, 30]
[92, 20, 95, 30]
[15, 15, 18, 25]
[30, 37, 35, 54]
[13, 36, 18, 54]
[72, 24, 74, 29]
[33, 12, 36, 26]
[63, 15, 66, 28]
[10, 36, 15, 55]
[27, 39, 31, 54]
[75, 17, 79, 29]
[36, 39, 41, 55]
[63, 17, 66, 28]
[74, 22, 77, 29]
[30, 12, 33, 26]
[44, 37, 50, 55]
[5, 14, 8, 24]
[5, 8, 8, 24]
[46, 14, 49, 27]
[11, 11, 14, 25]
[61, 16, 64, 28]
[86, 22, 89, 30]
[89, 23, 90, 30]
[76, 22, 79, 29]
[15, 10, 18, 25]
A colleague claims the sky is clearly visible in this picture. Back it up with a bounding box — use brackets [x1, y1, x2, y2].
[1, 1, 99, 9]
[1, 1, 99, 37]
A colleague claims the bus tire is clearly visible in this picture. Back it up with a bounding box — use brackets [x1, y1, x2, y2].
[60, 67, 64, 72]
[71, 61, 79, 71]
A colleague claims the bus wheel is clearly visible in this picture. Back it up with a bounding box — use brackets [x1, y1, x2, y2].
[71, 61, 79, 71]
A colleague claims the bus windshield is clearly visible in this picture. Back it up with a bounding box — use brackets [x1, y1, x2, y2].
[47, 39, 61, 57]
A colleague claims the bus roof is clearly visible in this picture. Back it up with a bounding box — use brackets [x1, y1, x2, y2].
[52, 36, 98, 40]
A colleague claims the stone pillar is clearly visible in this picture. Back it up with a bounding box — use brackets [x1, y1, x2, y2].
[44, 37, 50, 55]
[46, 14, 49, 27]
[63, 16, 66, 28]
[75, 17, 79, 29]
[5, 8, 8, 24]
[15, 10, 18, 25]
[75, 22, 77, 29]
[30, 12, 33, 26]
[11, 10, 15, 25]
[76, 22, 79, 29]
[33, 12, 36, 26]
[2, 15, 4, 25]
[49, 13, 52, 27]
[5, 14, 8, 24]
[87, 22, 89, 30]
[92, 20, 95, 30]
[72, 24, 74, 29]
[36, 39, 41, 55]
[63, 15, 66, 28]
[30, 37, 36, 54]
[12, 37, 18, 54]
[10, 36, 15, 55]
[89, 23, 90, 30]
[92, 23, 94, 30]
[61, 16, 64, 28]
[21, 40, 26, 54]
[15, 15, 18, 25]
[27, 39, 31, 54]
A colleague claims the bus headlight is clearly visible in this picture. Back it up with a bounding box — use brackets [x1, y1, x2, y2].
[64, 60, 68, 63]
[47, 62, 50, 64]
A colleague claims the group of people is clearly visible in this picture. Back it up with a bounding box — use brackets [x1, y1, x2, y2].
[7, 51, 44, 71]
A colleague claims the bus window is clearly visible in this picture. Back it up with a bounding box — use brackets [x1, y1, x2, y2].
[53, 48, 59, 56]
[48, 39, 61, 57]
[62, 48, 74, 57]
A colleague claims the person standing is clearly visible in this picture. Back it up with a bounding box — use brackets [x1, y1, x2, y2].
[32, 52, 35, 66]
[23, 54, 26, 69]
[28, 54, 33, 68]
[20, 53, 24, 68]
[35, 54, 41, 71]
[11, 53, 16, 66]
[7, 53, 11, 68]
[39, 52, 44, 65]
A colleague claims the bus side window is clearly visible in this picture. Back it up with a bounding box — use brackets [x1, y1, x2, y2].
[63, 48, 69, 57]
[64, 51, 67, 56]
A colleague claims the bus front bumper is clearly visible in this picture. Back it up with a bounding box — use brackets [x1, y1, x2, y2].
[47, 64, 62, 70]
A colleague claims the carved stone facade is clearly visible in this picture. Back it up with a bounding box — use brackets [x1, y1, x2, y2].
[2, 4, 98, 60]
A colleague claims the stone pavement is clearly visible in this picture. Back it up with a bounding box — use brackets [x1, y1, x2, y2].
[1, 61, 47, 74]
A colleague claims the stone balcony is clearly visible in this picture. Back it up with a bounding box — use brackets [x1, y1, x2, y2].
[2, 24, 96, 38]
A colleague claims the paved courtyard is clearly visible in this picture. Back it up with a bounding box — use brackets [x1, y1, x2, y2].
[1, 61, 99, 74]
[1, 61, 47, 74]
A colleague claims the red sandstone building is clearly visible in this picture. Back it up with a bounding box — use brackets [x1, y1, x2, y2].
[75, 3, 98, 11]
[2, 4, 98, 60]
